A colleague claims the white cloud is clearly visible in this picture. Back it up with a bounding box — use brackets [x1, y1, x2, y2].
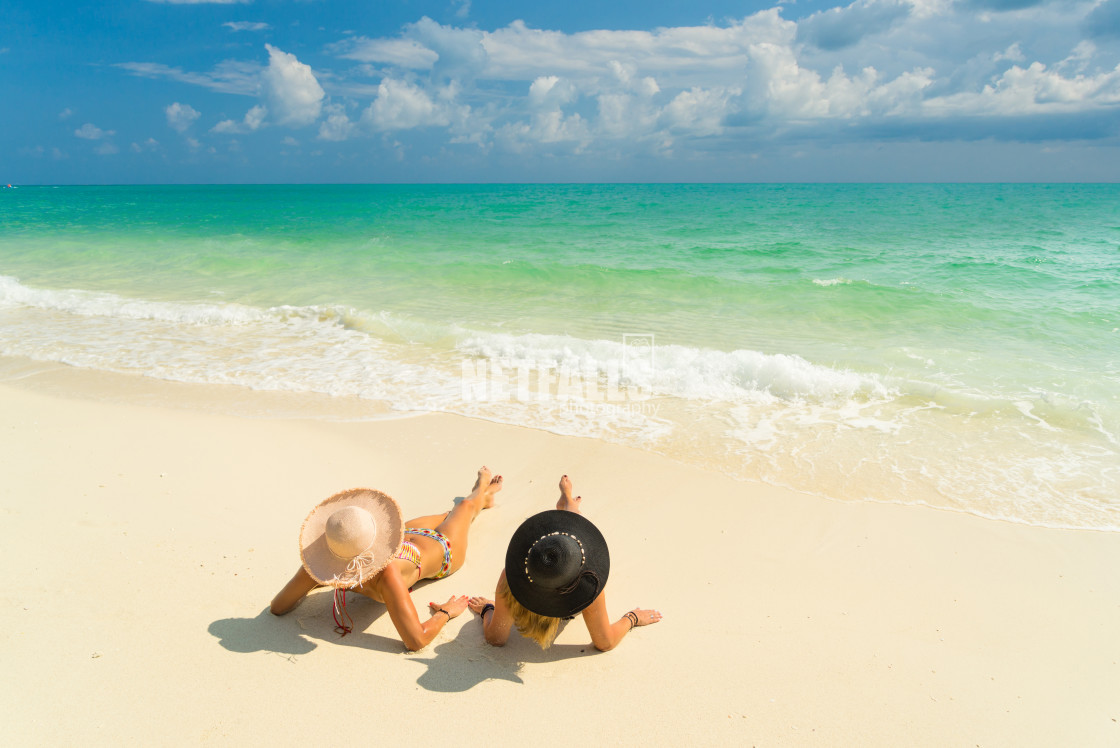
[113, 1, 1120, 166]
[224, 22, 271, 32]
[923, 60, 1120, 116]
[797, 0, 912, 51]
[662, 87, 740, 135]
[74, 123, 114, 140]
[58, 107, 73, 120]
[117, 61, 262, 95]
[318, 103, 357, 140]
[95, 142, 119, 155]
[166, 102, 201, 133]
[262, 44, 325, 126]
[212, 104, 268, 134]
[528, 75, 577, 107]
[333, 38, 440, 69]
[498, 111, 591, 152]
[362, 78, 452, 130]
[131, 138, 161, 153]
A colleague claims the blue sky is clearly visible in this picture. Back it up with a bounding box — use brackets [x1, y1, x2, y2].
[3, 0, 1119, 182]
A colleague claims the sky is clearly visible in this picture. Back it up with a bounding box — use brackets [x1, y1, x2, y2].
[2, 0, 1119, 183]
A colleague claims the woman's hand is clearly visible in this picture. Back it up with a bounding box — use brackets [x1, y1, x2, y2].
[630, 608, 663, 627]
[468, 596, 494, 615]
[429, 595, 469, 619]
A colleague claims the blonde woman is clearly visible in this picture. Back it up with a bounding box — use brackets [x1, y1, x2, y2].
[468, 475, 661, 651]
[271, 467, 501, 651]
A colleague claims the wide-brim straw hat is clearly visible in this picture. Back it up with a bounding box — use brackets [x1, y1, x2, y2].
[504, 510, 610, 618]
[299, 488, 404, 588]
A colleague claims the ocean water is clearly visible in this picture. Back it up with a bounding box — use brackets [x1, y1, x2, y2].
[1, 184, 1118, 530]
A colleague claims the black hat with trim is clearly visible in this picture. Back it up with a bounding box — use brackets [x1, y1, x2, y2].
[504, 510, 610, 618]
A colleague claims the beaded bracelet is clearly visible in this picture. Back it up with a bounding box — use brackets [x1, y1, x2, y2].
[435, 608, 450, 621]
[481, 603, 495, 617]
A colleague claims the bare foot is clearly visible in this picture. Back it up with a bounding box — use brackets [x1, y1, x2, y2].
[556, 474, 582, 513]
[471, 466, 492, 495]
[469, 467, 502, 509]
[483, 475, 502, 508]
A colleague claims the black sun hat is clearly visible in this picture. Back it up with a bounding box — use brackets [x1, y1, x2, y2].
[504, 510, 610, 618]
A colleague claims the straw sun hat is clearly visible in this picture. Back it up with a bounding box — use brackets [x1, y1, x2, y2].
[504, 510, 610, 618]
[299, 488, 404, 589]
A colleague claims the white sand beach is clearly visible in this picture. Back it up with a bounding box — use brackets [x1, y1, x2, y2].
[2, 373, 1118, 746]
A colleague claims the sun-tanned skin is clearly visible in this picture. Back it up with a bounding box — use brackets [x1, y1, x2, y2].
[468, 475, 661, 652]
[271, 467, 502, 651]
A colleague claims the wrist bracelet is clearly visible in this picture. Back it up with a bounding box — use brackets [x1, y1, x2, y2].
[625, 611, 639, 630]
[435, 608, 450, 621]
[481, 603, 495, 617]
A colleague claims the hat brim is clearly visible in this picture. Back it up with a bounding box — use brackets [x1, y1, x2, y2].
[504, 510, 609, 618]
[300, 488, 404, 588]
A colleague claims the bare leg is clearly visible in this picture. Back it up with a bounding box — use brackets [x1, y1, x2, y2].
[271, 566, 320, 615]
[556, 474, 583, 514]
[406, 512, 449, 529]
[436, 466, 502, 575]
[406, 465, 492, 529]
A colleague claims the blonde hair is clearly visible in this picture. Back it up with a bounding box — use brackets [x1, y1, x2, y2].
[498, 576, 561, 649]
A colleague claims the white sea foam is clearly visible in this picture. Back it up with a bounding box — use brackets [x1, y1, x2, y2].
[2, 274, 1118, 530]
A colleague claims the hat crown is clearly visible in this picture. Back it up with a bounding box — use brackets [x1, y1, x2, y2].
[325, 505, 376, 559]
[526, 533, 584, 590]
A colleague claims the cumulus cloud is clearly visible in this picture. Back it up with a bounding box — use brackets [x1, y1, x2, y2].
[663, 87, 740, 135]
[318, 103, 357, 140]
[963, 0, 1049, 11]
[114, 1, 1120, 164]
[922, 60, 1120, 116]
[797, 0, 912, 51]
[212, 104, 267, 133]
[166, 102, 201, 133]
[262, 44, 325, 126]
[131, 138, 161, 153]
[74, 123, 114, 140]
[362, 78, 452, 130]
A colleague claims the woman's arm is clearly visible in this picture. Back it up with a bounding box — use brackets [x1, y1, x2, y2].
[270, 566, 320, 615]
[468, 572, 514, 646]
[580, 591, 661, 652]
[379, 569, 467, 651]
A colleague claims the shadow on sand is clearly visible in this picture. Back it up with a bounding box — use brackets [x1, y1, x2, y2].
[208, 588, 401, 657]
[407, 619, 599, 692]
[209, 594, 601, 691]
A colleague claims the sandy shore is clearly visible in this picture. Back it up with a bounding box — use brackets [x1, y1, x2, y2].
[2, 374, 1118, 746]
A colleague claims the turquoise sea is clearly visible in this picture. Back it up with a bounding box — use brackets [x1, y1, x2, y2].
[1, 184, 1118, 530]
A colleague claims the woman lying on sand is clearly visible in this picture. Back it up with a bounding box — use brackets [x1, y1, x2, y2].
[468, 475, 660, 651]
[271, 467, 501, 651]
